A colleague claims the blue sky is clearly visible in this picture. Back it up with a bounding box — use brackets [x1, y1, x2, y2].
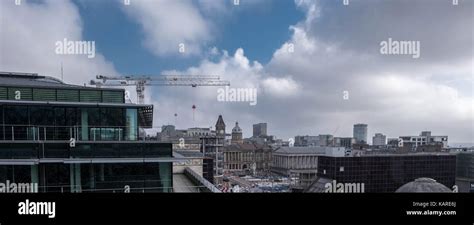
[74, 0, 304, 74]
[1, 0, 472, 143]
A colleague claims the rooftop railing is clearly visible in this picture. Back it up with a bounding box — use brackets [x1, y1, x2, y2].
[0, 125, 141, 142]
[184, 167, 221, 193]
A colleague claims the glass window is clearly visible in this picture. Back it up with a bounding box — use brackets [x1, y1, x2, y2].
[100, 108, 124, 127]
[0, 105, 3, 140]
[4, 106, 28, 140]
[76, 163, 171, 193]
[79, 108, 100, 141]
[55, 107, 66, 126]
[43, 143, 69, 158]
[126, 108, 137, 141]
[40, 163, 70, 193]
[99, 108, 125, 141]
[4, 106, 28, 125]
[0, 143, 39, 159]
[87, 108, 100, 126]
[29, 106, 55, 140]
[54, 107, 69, 140]
[30, 106, 55, 124]
[65, 108, 78, 126]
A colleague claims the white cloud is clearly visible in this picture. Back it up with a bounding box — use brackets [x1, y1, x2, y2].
[0, 0, 119, 87]
[121, 0, 275, 58]
[264, 0, 474, 142]
[150, 47, 287, 134]
[261, 77, 300, 97]
[152, 0, 473, 143]
[122, 0, 213, 57]
[3, 0, 470, 143]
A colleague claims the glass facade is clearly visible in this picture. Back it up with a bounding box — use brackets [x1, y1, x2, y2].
[317, 155, 456, 193]
[0, 105, 136, 141]
[0, 92, 173, 193]
[456, 152, 474, 179]
[0, 86, 124, 103]
[0, 142, 171, 159]
[0, 163, 172, 193]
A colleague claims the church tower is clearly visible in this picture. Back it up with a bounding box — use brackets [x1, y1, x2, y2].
[215, 115, 226, 136]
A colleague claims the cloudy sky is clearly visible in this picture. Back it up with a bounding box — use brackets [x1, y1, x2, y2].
[0, 0, 472, 144]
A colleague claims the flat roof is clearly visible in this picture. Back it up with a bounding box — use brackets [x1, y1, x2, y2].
[322, 152, 455, 158]
[0, 72, 121, 91]
[0, 99, 152, 108]
[0, 157, 179, 165]
[274, 146, 342, 155]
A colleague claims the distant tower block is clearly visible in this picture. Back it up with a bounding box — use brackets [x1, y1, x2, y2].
[353, 124, 368, 144]
[252, 123, 267, 138]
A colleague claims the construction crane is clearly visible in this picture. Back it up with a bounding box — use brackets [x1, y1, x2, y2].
[90, 74, 230, 104]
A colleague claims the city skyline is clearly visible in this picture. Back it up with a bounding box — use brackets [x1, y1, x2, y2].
[156, 118, 463, 147]
[0, 1, 473, 223]
[1, 0, 472, 143]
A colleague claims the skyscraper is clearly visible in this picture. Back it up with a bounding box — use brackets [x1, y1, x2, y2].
[253, 123, 267, 138]
[353, 124, 368, 144]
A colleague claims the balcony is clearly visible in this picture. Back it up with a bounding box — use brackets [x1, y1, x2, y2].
[0, 125, 138, 142]
[0, 125, 172, 159]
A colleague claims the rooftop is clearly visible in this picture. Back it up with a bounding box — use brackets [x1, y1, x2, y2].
[0, 71, 117, 91]
[224, 143, 273, 152]
[274, 146, 338, 155]
[347, 152, 454, 158]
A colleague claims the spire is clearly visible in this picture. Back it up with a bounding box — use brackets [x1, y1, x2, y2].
[216, 115, 225, 127]
[215, 115, 226, 135]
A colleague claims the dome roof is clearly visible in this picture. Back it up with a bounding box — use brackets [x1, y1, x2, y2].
[232, 122, 242, 133]
[395, 178, 451, 193]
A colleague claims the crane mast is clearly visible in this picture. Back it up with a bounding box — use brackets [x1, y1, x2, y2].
[90, 74, 230, 104]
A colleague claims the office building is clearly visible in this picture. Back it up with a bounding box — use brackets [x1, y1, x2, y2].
[333, 137, 355, 149]
[387, 138, 399, 147]
[372, 133, 387, 146]
[0, 72, 173, 192]
[253, 123, 267, 138]
[318, 134, 334, 147]
[400, 131, 448, 150]
[456, 152, 474, 193]
[187, 127, 212, 137]
[353, 124, 368, 144]
[294, 135, 319, 147]
[306, 153, 456, 193]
